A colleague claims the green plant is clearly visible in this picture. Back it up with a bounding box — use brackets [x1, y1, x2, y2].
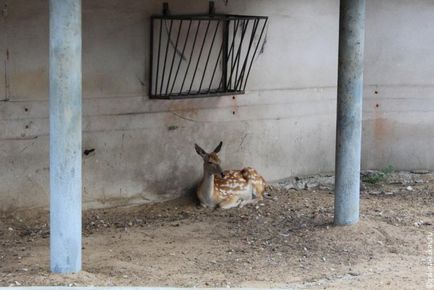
[362, 165, 394, 184]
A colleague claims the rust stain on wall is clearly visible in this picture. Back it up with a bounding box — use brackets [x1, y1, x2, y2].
[372, 98, 391, 141]
[373, 117, 390, 141]
[232, 95, 238, 115]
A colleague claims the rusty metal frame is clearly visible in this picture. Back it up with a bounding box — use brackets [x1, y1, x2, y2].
[149, 3, 268, 99]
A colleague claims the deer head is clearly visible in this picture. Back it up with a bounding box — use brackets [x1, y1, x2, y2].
[195, 142, 225, 178]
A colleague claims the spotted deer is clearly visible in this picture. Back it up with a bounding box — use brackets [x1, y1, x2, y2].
[195, 142, 267, 209]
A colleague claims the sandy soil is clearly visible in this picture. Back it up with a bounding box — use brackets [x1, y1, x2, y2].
[1, 171, 433, 289]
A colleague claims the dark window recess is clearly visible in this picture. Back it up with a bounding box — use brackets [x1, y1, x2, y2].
[149, 2, 268, 99]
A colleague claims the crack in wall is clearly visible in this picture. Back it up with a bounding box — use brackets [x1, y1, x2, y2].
[2, 0, 10, 101]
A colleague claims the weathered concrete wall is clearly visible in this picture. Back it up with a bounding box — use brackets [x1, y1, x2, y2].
[0, 0, 433, 210]
[362, 0, 434, 170]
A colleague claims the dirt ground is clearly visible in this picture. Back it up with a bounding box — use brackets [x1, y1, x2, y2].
[1, 171, 433, 289]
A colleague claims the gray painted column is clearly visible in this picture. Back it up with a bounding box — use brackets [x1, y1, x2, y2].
[49, 0, 82, 272]
[334, 0, 366, 226]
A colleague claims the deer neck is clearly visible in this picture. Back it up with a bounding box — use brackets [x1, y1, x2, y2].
[199, 165, 216, 203]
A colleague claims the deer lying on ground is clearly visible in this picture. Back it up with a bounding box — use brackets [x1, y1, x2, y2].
[195, 142, 267, 209]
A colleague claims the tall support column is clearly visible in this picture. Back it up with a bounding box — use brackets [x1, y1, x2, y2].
[49, 0, 82, 273]
[334, 0, 366, 226]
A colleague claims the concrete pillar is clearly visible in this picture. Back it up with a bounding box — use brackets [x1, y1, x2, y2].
[334, 0, 366, 226]
[49, 0, 82, 273]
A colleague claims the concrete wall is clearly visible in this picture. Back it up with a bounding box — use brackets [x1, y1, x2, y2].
[0, 0, 433, 210]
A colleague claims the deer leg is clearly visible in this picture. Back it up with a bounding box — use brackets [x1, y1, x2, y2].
[218, 196, 242, 209]
[239, 198, 258, 208]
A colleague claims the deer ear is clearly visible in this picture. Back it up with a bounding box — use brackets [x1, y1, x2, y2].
[213, 141, 223, 153]
[195, 144, 207, 158]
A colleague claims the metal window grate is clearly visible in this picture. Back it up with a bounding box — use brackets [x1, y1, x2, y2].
[149, 3, 268, 99]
